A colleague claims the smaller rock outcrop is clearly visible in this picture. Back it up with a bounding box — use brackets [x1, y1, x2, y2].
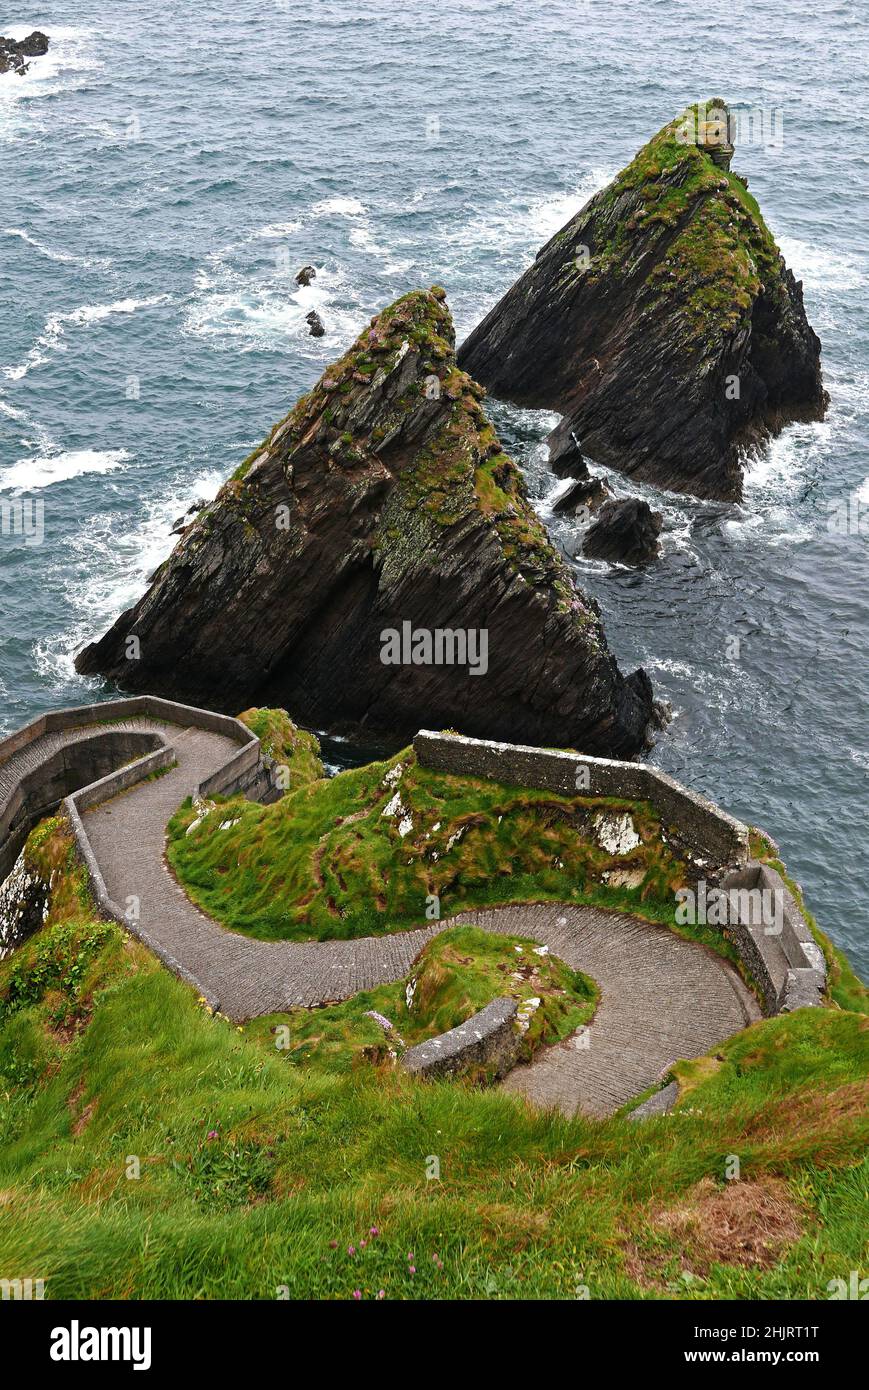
[296, 265, 317, 287]
[551, 431, 591, 480]
[553, 476, 612, 517]
[582, 498, 662, 566]
[0, 31, 49, 76]
[306, 309, 325, 337]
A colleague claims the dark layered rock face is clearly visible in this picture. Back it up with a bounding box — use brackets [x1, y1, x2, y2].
[76, 289, 657, 756]
[582, 498, 663, 567]
[458, 102, 827, 502]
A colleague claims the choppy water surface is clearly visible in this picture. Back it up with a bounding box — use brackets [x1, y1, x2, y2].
[1, 2, 867, 974]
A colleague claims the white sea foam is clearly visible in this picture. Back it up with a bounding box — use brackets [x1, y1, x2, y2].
[184, 256, 366, 353]
[741, 422, 828, 501]
[2, 226, 111, 270]
[776, 235, 867, 295]
[0, 448, 130, 492]
[249, 220, 303, 239]
[2, 295, 169, 381]
[0, 26, 103, 134]
[443, 168, 611, 262]
[311, 196, 367, 218]
[34, 467, 224, 688]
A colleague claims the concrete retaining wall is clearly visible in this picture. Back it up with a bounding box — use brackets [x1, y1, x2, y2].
[414, 731, 749, 868]
[721, 862, 826, 1013]
[401, 997, 521, 1079]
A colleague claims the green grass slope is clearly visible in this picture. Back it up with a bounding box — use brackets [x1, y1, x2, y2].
[0, 815, 866, 1300]
[167, 745, 720, 949]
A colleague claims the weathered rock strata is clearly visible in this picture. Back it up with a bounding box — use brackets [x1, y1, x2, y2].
[458, 101, 827, 501]
[76, 288, 657, 756]
[0, 844, 49, 960]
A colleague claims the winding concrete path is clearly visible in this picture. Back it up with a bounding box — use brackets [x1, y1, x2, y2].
[73, 717, 761, 1117]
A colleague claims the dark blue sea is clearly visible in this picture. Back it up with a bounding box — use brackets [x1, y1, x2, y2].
[1, 1, 867, 975]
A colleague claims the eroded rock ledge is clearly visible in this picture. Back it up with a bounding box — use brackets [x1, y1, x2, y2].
[76, 289, 657, 757]
[458, 101, 827, 501]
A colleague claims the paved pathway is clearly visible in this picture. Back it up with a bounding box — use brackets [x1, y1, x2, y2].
[0, 717, 167, 809]
[472, 904, 760, 1116]
[16, 717, 760, 1117]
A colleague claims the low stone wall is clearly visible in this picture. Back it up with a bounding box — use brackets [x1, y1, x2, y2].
[414, 730, 826, 1016]
[413, 730, 749, 869]
[0, 728, 168, 884]
[722, 862, 826, 1013]
[0, 697, 279, 989]
[400, 997, 520, 1079]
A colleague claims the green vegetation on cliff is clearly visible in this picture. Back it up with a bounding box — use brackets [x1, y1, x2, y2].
[232, 287, 583, 616]
[166, 747, 703, 947]
[237, 707, 324, 787]
[577, 100, 786, 341]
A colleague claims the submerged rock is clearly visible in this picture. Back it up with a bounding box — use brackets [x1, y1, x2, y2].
[76, 287, 656, 756]
[582, 498, 663, 567]
[0, 31, 49, 75]
[458, 100, 827, 502]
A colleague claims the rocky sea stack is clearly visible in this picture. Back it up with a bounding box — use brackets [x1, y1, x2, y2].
[582, 498, 663, 567]
[459, 101, 827, 501]
[0, 31, 49, 76]
[76, 289, 656, 755]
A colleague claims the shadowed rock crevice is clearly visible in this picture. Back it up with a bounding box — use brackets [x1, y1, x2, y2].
[76, 288, 658, 757]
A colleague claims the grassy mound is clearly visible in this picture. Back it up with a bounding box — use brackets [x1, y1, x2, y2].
[237, 707, 324, 788]
[167, 748, 709, 947]
[0, 819, 866, 1300]
[246, 924, 598, 1076]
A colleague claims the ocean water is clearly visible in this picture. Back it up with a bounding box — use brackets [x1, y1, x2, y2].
[1, 1, 867, 976]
